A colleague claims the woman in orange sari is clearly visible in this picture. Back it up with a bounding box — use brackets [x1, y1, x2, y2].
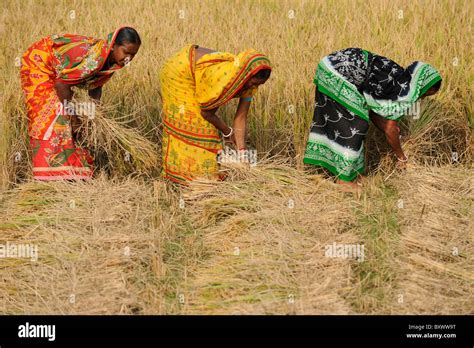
[160, 45, 272, 185]
[20, 26, 141, 180]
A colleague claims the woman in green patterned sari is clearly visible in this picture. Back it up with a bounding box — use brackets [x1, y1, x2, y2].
[303, 48, 442, 190]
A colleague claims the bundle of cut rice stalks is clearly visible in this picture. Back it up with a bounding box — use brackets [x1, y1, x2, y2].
[183, 157, 328, 201]
[71, 97, 160, 177]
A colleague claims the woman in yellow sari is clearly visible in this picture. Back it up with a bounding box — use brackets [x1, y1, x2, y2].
[160, 45, 272, 185]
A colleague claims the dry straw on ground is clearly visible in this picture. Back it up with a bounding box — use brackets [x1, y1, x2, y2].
[391, 166, 473, 314]
[1, 161, 472, 314]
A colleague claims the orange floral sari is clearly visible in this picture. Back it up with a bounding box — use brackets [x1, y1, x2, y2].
[20, 28, 126, 180]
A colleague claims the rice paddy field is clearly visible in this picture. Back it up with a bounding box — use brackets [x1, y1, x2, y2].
[0, 0, 473, 314]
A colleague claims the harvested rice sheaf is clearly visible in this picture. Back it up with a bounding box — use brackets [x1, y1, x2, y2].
[72, 98, 159, 176]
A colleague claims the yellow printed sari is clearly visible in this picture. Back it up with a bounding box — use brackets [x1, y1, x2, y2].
[159, 44, 271, 184]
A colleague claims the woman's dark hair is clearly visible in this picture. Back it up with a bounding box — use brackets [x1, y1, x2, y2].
[430, 80, 442, 92]
[116, 27, 141, 46]
[253, 68, 271, 80]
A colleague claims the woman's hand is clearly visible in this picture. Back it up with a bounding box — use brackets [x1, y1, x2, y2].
[369, 111, 406, 165]
[70, 116, 83, 137]
[223, 132, 237, 147]
[396, 161, 407, 170]
[62, 114, 83, 141]
[395, 155, 408, 170]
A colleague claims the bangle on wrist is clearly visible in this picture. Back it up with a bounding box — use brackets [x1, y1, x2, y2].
[396, 155, 408, 162]
[223, 127, 233, 138]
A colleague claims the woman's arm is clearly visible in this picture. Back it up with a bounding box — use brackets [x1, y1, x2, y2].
[233, 98, 251, 149]
[369, 111, 406, 160]
[88, 86, 102, 103]
[201, 108, 233, 136]
[54, 81, 82, 138]
[55, 81, 74, 104]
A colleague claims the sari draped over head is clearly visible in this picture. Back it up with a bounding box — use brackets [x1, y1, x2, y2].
[52, 30, 124, 89]
[304, 48, 442, 181]
[194, 49, 271, 110]
[20, 27, 128, 180]
[160, 44, 271, 185]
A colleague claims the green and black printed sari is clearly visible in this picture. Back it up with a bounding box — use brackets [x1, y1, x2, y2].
[303, 48, 442, 181]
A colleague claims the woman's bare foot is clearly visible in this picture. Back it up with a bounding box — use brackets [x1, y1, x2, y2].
[353, 175, 366, 185]
[335, 179, 361, 192]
